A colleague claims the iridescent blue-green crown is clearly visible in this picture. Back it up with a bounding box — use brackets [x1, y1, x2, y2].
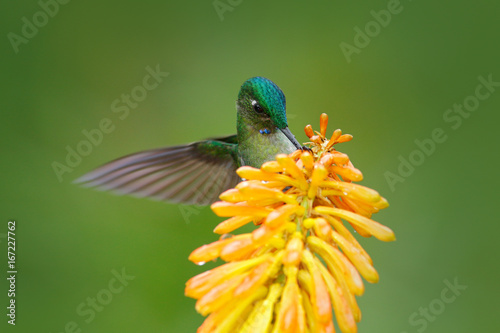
[238, 77, 288, 128]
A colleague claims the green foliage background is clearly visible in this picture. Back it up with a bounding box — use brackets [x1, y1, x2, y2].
[1, 1, 499, 332]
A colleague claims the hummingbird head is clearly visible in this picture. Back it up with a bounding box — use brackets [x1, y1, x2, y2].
[236, 77, 301, 149]
[236, 76, 288, 130]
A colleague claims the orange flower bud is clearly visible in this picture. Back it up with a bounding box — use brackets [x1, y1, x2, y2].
[304, 124, 314, 138]
[320, 113, 329, 138]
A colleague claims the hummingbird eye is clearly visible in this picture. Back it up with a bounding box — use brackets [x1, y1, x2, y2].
[251, 100, 265, 114]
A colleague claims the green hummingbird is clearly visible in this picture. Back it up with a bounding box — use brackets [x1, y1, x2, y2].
[75, 77, 302, 205]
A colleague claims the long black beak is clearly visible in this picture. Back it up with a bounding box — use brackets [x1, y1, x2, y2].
[280, 127, 302, 149]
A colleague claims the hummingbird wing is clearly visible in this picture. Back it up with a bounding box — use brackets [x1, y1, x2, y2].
[74, 135, 241, 205]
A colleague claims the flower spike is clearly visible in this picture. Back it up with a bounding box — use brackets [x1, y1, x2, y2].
[186, 113, 394, 332]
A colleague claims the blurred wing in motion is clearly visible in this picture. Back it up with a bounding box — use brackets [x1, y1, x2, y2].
[74, 135, 241, 205]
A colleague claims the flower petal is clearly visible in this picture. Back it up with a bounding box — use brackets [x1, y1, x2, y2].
[211, 201, 272, 218]
[239, 283, 283, 333]
[213, 216, 254, 234]
[315, 206, 395, 242]
[307, 235, 365, 295]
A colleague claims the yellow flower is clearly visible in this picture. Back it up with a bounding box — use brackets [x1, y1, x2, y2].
[185, 113, 395, 333]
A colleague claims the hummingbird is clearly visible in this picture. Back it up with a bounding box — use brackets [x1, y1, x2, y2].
[75, 77, 302, 205]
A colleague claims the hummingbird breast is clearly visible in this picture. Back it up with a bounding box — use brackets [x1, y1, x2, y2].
[238, 129, 298, 168]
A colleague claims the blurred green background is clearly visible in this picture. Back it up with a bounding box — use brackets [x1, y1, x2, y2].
[1, 0, 499, 332]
